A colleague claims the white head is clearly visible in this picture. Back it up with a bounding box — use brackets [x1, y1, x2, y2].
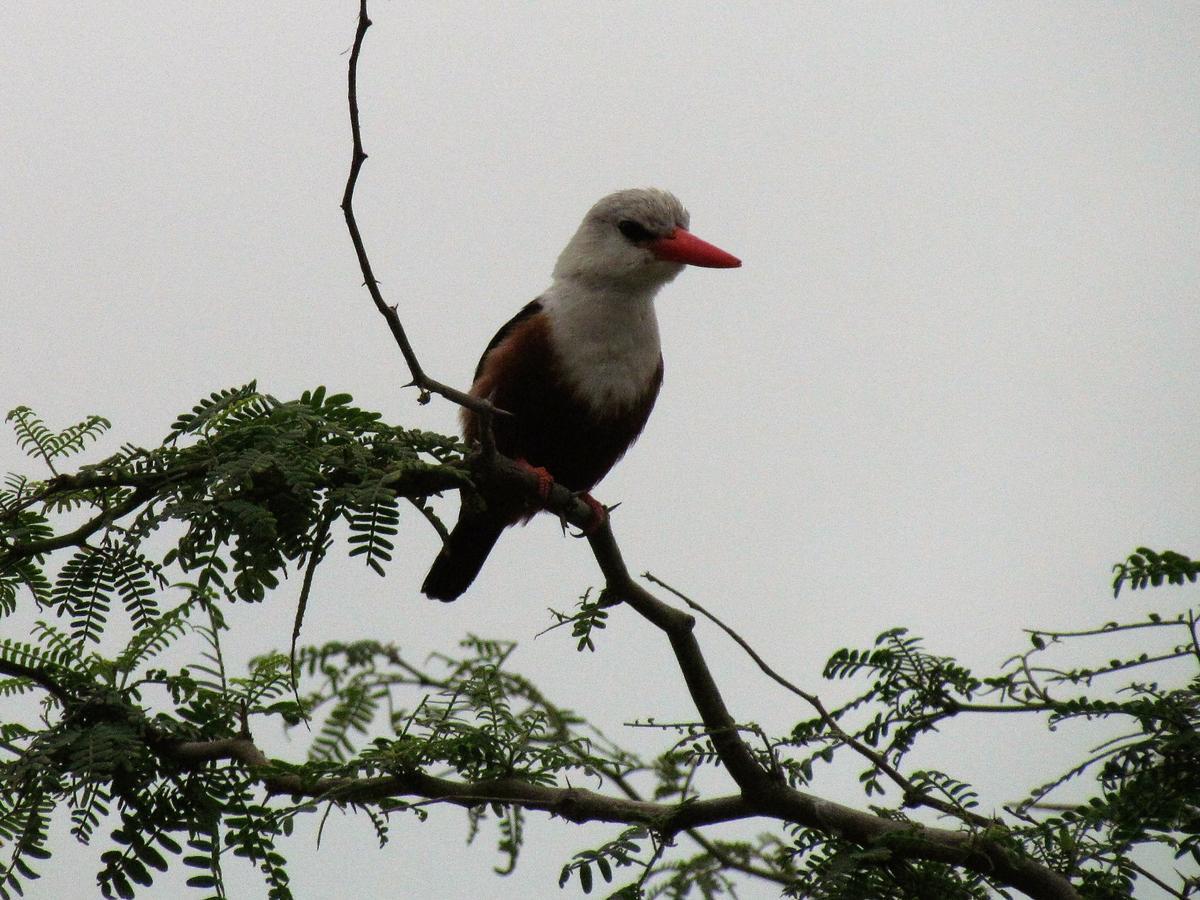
[551, 188, 740, 290]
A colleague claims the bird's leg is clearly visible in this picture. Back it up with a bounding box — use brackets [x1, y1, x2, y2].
[510, 457, 605, 535]
[514, 458, 554, 504]
[575, 492, 609, 536]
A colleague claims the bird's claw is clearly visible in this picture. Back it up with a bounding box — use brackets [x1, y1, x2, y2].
[557, 492, 609, 538]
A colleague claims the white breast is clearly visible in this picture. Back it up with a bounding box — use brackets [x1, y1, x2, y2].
[540, 281, 662, 416]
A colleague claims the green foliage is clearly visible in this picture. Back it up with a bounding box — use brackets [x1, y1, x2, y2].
[1113, 547, 1199, 596]
[781, 823, 995, 900]
[6, 406, 110, 476]
[1, 390, 1197, 898]
[52, 548, 163, 647]
[0, 588, 311, 898]
[543, 588, 610, 652]
[345, 482, 400, 576]
[774, 613, 1200, 899]
[0, 390, 469, 897]
[560, 827, 649, 895]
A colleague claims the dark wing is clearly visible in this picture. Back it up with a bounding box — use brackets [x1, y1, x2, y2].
[473, 299, 544, 382]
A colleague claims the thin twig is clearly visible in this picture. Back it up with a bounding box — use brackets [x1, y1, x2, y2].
[1119, 857, 1191, 899]
[641, 571, 996, 830]
[1024, 618, 1186, 640]
[290, 501, 337, 722]
[1186, 609, 1200, 664]
[0, 486, 151, 564]
[339, 0, 506, 425]
[408, 497, 450, 547]
[0, 658, 74, 705]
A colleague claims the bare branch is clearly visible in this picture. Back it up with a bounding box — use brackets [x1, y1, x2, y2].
[642, 571, 997, 830]
[1025, 617, 1188, 640]
[339, 0, 506, 425]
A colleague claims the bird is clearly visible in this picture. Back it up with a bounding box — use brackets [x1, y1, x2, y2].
[421, 188, 740, 601]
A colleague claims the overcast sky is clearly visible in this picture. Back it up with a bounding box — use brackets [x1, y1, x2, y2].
[2, 3, 1198, 898]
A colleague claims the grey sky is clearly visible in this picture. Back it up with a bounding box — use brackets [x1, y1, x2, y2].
[2, 3, 1198, 897]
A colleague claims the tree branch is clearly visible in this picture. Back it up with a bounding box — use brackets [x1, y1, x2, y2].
[161, 731, 754, 834]
[0, 658, 74, 705]
[0, 452, 463, 567]
[340, 0, 505, 425]
[584, 528, 1080, 899]
[642, 571, 998, 830]
[335, 4, 1082, 897]
[0, 486, 151, 563]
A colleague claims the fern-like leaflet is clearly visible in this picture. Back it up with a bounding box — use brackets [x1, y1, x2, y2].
[345, 482, 400, 576]
[6, 406, 111, 475]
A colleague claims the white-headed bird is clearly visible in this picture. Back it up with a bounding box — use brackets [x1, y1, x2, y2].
[422, 188, 740, 601]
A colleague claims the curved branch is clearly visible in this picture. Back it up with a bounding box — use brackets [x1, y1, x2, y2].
[0, 486, 151, 562]
[588, 532, 1079, 898]
[339, 0, 505, 424]
[496, 462, 1082, 900]
[0, 658, 74, 705]
[163, 732, 753, 834]
[643, 571, 998, 830]
[336, 4, 1081, 898]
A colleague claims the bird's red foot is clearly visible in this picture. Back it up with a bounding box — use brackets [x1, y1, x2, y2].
[578, 492, 609, 535]
[515, 458, 554, 503]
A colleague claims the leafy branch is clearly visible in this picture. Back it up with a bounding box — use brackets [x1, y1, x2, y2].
[0, 3, 1194, 899]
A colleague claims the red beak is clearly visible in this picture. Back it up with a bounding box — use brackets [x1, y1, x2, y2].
[648, 228, 741, 268]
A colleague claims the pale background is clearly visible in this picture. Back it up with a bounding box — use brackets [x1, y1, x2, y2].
[2, 3, 1197, 898]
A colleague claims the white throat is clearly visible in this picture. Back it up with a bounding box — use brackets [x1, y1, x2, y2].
[540, 279, 662, 416]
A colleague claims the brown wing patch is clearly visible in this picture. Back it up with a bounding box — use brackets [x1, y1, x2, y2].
[461, 315, 664, 497]
[471, 300, 543, 383]
[462, 310, 552, 446]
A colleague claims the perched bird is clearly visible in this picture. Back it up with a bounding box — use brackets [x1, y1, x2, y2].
[421, 188, 740, 601]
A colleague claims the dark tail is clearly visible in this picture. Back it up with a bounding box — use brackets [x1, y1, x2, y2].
[421, 513, 506, 602]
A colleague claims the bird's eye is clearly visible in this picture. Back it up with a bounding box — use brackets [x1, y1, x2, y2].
[617, 219, 654, 243]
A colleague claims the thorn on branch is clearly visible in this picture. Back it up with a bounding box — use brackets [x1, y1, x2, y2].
[553, 788, 584, 822]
